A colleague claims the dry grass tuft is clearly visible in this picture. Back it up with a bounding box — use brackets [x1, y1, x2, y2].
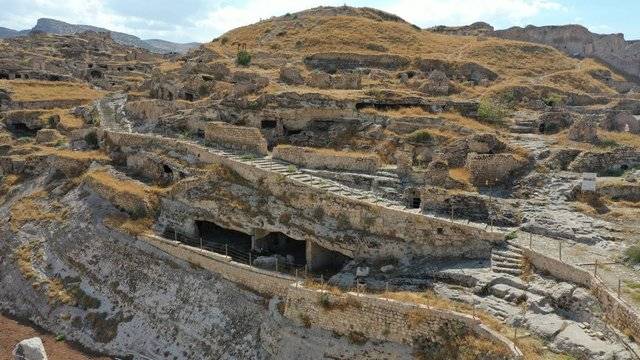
[0, 80, 104, 102]
[9, 191, 68, 231]
[449, 167, 471, 184]
[103, 214, 154, 236]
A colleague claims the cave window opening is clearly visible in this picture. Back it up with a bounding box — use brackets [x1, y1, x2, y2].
[621, 164, 629, 171]
[162, 164, 173, 174]
[411, 197, 422, 209]
[8, 123, 38, 137]
[284, 126, 302, 136]
[184, 92, 195, 102]
[0, 73, 8, 80]
[261, 120, 277, 129]
[539, 122, 546, 134]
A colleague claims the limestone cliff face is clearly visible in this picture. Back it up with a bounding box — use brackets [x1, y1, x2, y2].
[494, 25, 640, 81]
[0, 175, 267, 359]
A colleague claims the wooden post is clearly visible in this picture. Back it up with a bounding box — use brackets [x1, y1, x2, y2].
[199, 237, 203, 250]
[275, 257, 278, 272]
[174, 230, 177, 242]
[385, 281, 389, 293]
[249, 253, 252, 266]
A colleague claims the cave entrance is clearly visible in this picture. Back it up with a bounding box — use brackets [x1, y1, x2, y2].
[184, 92, 195, 102]
[252, 232, 307, 267]
[8, 123, 38, 137]
[162, 164, 173, 174]
[261, 120, 277, 129]
[411, 197, 422, 209]
[306, 241, 352, 275]
[621, 164, 629, 171]
[538, 122, 546, 133]
[194, 220, 253, 262]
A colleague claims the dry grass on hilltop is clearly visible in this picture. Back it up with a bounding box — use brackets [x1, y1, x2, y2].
[0, 80, 104, 102]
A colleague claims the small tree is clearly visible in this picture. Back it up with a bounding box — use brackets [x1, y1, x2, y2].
[477, 99, 509, 125]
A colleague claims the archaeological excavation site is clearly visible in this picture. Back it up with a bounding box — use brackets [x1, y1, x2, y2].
[2, 5, 640, 360]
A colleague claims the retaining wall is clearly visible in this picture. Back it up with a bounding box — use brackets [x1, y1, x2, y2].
[272, 145, 381, 174]
[204, 121, 268, 155]
[523, 247, 640, 341]
[284, 285, 522, 358]
[138, 233, 294, 297]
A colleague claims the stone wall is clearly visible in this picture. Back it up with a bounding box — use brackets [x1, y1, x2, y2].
[138, 233, 294, 297]
[272, 145, 381, 174]
[284, 285, 521, 358]
[104, 130, 505, 261]
[465, 153, 529, 186]
[523, 247, 640, 342]
[204, 121, 268, 155]
[568, 147, 640, 175]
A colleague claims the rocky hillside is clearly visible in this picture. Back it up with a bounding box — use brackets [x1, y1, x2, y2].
[1, 18, 199, 54]
[1, 5, 640, 360]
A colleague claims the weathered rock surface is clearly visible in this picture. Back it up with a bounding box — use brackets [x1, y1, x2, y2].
[12, 337, 48, 360]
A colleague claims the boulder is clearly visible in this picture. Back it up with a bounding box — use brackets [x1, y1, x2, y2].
[332, 73, 362, 90]
[12, 337, 48, 360]
[467, 133, 505, 154]
[35, 129, 63, 144]
[208, 62, 230, 81]
[417, 70, 450, 96]
[279, 66, 304, 85]
[306, 71, 332, 89]
[601, 112, 640, 134]
[539, 111, 573, 134]
[568, 118, 599, 143]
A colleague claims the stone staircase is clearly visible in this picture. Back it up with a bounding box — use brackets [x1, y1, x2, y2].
[491, 242, 525, 276]
[509, 119, 538, 134]
[206, 148, 407, 209]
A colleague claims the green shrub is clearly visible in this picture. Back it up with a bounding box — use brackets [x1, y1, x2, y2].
[286, 164, 297, 173]
[543, 93, 565, 107]
[626, 244, 640, 264]
[406, 130, 432, 144]
[477, 100, 509, 125]
[596, 139, 619, 148]
[505, 231, 518, 240]
[236, 50, 252, 66]
[84, 131, 98, 149]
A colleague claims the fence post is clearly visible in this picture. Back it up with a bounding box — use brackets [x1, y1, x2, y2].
[559, 240, 562, 261]
[618, 278, 622, 298]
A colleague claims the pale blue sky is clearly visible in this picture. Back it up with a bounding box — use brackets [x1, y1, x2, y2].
[0, 0, 638, 43]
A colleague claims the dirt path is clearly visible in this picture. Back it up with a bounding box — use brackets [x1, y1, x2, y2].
[0, 314, 110, 360]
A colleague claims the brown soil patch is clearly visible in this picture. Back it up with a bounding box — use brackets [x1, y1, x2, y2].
[0, 314, 110, 360]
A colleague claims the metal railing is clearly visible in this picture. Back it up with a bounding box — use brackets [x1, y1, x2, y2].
[166, 229, 308, 278]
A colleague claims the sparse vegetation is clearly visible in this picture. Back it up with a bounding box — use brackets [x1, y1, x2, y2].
[477, 99, 509, 125]
[236, 49, 252, 66]
[406, 129, 433, 144]
[543, 93, 565, 107]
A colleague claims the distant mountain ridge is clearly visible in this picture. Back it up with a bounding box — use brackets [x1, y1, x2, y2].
[0, 18, 199, 54]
